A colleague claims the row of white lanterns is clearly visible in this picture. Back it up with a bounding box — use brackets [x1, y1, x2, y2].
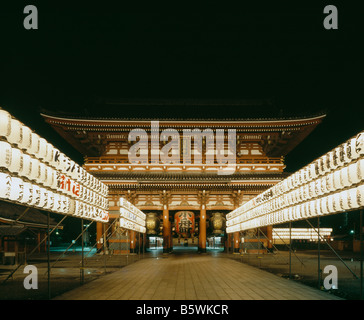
[227, 131, 364, 223]
[0, 108, 109, 222]
[226, 130, 364, 233]
[228, 185, 364, 233]
[272, 228, 332, 240]
[119, 197, 146, 233]
[0, 172, 109, 222]
[227, 157, 364, 228]
[0, 142, 108, 210]
[119, 217, 146, 233]
[0, 109, 108, 197]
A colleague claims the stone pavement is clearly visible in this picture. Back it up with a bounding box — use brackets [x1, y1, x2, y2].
[53, 251, 342, 300]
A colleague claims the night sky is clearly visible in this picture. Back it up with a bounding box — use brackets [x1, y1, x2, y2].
[0, 2, 362, 171]
[0, 2, 362, 235]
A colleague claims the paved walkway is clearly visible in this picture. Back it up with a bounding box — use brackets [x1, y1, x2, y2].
[54, 251, 342, 300]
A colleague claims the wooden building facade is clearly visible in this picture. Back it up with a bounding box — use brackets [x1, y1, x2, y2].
[41, 100, 325, 253]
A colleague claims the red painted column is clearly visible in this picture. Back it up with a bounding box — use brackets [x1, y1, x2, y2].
[130, 230, 136, 253]
[96, 222, 103, 251]
[199, 204, 207, 253]
[233, 232, 240, 253]
[163, 205, 170, 254]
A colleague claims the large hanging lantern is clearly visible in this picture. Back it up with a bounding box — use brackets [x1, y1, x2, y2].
[174, 211, 195, 237]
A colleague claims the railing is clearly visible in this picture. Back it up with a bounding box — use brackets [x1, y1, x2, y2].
[85, 156, 283, 165]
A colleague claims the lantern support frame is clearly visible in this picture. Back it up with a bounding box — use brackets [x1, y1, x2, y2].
[305, 218, 359, 280]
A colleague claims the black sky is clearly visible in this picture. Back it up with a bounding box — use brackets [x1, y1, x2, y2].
[0, 2, 362, 172]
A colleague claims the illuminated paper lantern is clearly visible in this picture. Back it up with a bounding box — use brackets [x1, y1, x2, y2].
[18, 125, 32, 151]
[340, 166, 351, 188]
[0, 172, 11, 199]
[340, 190, 350, 210]
[0, 141, 12, 169]
[8, 147, 23, 174]
[9, 177, 24, 202]
[317, 158, 325, 176]
[322, 155, 330, 173]
[43, 166, 53, 188]
[304, 202, 311, 218]
[333, 170, 343, 189]
[29, 158, 40, 181]
[27, 132, 40, 156]
[333, 193, 342, 212]
[68, 198, 76, 215]
[320, 197, 330, 215]
[328, 151, 338, 170]
[310, 181, 317, 198]
[349, 138, 360, 160]
[51, 148, 61, 170]
[60, 195, 69, 214]
[69, 162, 79, 181]
[38, 138, 47, 160]
[31, 185, 41, 207]
[304, 184, 311, 201]
[7, 119, 22, 146]
[38, 163, 47, 185]
[0, 109, 11, 138]
[21, 153, 32, 178]
[348, 162, 360, 184]
[22, 182, 32, 204]
[343, 141, 353, 163]
[38, 188, 48, 208]
[357, 185, 364, 207]
[46, 192, 54, 210]
[326, 172, 335, 192]
[74, 201, 83, 217]
[347, 188, 359, 209]
[335, 147, 344, 167]
[327, 195, 335, 213]
[289, 206, 296, 220]
[355, 132, 364, 155]
[320, 176, 328, 194]
[52, 193, 61, 212]
[57, 174, 68, 195]
[309, 201, 316, 217]
[44, 143, 54, 165]
[358, 159, 364, 182]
